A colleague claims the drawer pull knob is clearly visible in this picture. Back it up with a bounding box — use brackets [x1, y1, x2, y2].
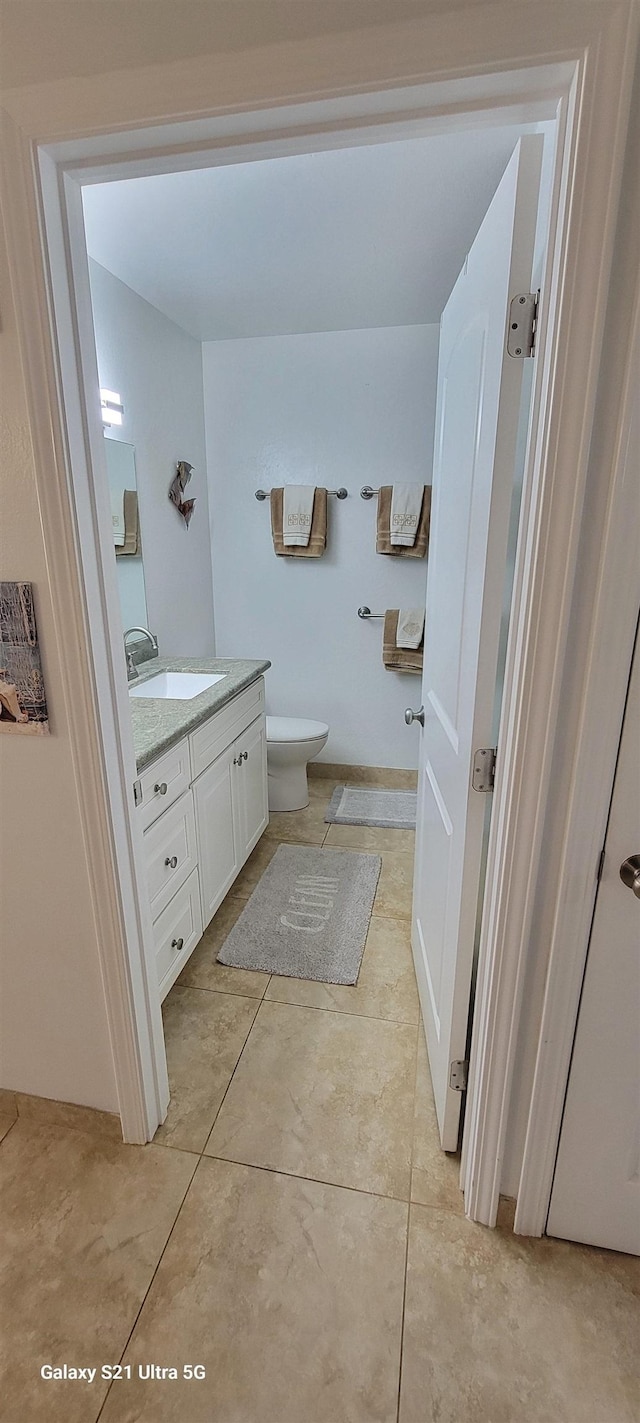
[233, 756, 239, 766]
[165, 855, 178, 869]
[154, 782, 168, 795]
[171, 937, 184, 952]
[242, 750, 249, 762]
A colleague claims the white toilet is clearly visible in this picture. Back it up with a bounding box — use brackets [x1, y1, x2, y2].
[266, 716, 329, 812]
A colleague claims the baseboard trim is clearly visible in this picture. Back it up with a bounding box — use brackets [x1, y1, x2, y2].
[0, 1087, 121, 1143]
[310, 762, 418, 790]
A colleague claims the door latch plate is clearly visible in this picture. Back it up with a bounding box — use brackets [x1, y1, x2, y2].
[472, 748, 496, 792]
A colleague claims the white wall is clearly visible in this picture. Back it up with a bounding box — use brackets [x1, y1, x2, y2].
[88, 259, 215, 658]
[204, 325, 439, 768]
[0, 228, 119, 1111]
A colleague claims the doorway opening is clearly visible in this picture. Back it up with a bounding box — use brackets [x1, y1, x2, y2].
[75, 114, 554, 1182]
[17, 22, 630, 1237]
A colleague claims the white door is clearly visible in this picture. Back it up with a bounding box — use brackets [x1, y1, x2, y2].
[547, 629, 640, 1254]
[410, 137, 543, 1149]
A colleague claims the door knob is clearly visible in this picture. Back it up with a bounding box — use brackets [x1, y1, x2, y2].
[154, 782, 168, 795]
[405, 706, 425, 727]
[620, 854, 640, 899]
[165, 855, 178, 869]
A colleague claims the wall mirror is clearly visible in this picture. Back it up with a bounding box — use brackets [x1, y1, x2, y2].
[105, 437, 148, 633]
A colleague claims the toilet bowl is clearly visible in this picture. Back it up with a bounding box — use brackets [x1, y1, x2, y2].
[266, 716, 329, 812]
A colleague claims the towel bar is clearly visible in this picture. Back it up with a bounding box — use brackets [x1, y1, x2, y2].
[360, 486, 380, 499]
[255, 487, 348, 501]
[358, 606, 384, 619]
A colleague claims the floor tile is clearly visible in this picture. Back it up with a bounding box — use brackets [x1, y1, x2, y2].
[99, 1157, 408, 1423]
[230, 835, 280, 898]
[411, 1031, 462, 1212]
[154, 987, 259, 1153]
[0, 1114, 17, 1144]
[205, 999, 416, 1198]
[264, 797, 329, 844]
[399, 1204, 640, 1423]
[324, 823, 416, 855]
[177, 895, 270, 998]
[266, 914, 420, 1024]
[0, 1119, 196, 1423]
[373, 850, 415, 920]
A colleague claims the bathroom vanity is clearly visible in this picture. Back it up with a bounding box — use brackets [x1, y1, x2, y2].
[129, 658, 270, 1001]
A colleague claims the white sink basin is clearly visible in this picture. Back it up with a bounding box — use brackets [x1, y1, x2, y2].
[129, 671, 227, 700]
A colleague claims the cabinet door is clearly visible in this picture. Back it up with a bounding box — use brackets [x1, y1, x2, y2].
[193, 743, 239, 929]
[233, 716, 269, 867]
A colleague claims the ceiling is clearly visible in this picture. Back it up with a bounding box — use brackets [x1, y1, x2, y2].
[83, 123, 545, 342]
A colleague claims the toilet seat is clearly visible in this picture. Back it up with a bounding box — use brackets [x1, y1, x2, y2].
[266, 716, 329, 743]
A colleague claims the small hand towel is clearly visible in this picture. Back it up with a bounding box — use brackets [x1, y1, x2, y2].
[111, 491, 125, 547]
[376, 485, 431, 558]
[390, 483, 425, 546]
[382, 610, 423, 674]
[396, 607, 425, 650]
[283, 485, 316, 547]
[271, 487, 328, 558]
[116, 489, 140, 557]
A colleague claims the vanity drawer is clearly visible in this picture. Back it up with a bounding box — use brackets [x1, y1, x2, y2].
[154, 868, 203, 1001]
[144, 788, 198, 921]
[137, 738, 191, 831]
[190, 677, 265, 780]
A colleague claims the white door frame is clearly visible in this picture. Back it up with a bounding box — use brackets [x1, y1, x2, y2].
[1, 3, 637, 1228]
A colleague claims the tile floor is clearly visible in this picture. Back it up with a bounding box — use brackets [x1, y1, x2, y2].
[2, 777, 638, 1422]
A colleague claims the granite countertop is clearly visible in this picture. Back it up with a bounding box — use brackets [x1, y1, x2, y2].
[129, 657, 271, 772]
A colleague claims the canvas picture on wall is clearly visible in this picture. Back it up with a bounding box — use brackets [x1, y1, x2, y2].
[0, 582, 49, 735]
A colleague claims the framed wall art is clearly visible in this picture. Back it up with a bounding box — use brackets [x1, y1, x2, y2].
[0, 582, 49, 734]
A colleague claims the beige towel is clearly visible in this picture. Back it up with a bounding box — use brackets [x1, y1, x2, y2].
[382, 610, 423, 673]
[376, 485, 431, 557]
[271, 486, 327, 557]
[116, 489, 139, 556]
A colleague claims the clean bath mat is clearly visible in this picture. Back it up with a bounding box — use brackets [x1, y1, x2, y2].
[325, 784, 417, 830]
[216, 843, 381, 984]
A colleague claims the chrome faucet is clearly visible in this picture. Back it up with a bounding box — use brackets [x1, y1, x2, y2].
[123, 626, 158, 680]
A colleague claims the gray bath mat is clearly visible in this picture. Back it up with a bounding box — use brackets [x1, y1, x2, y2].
[325, 784, 417, 830]
[217, 843, 381, 984]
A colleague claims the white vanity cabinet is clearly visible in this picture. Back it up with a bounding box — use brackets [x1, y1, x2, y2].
[139, 676, 268, 1001]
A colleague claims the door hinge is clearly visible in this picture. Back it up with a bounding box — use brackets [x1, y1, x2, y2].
[449, 1060, 469, 1092]
[133, 778, 142, 807]
[507, 291, 538, 358]
[472, 747, 496, 792]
